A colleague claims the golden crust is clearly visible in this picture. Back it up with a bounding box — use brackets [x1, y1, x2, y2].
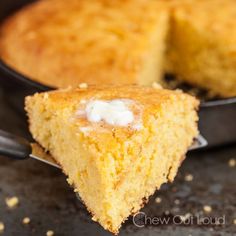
[26, 84, 198, 108]
[0, 0, 168, 88]
[26, 84, 198, 139]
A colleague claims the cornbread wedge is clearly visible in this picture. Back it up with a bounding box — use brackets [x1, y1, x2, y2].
[0, 0, 168, 88]
[25, 85, 199, 233]
[166, 0, 236, 97]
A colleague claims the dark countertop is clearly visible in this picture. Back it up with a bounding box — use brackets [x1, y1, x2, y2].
[0, 86, 235, 236]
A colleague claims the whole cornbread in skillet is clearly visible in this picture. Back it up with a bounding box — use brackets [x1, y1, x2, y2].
[0, 0, 169, 88]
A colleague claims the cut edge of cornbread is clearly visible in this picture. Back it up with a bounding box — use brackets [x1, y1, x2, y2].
[136, 7, 169, 87]
[25, 86, 199, 234]
[165, 0, 236, 97]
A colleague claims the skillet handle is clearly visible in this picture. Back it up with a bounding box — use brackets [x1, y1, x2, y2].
[0, 129, 31, 160]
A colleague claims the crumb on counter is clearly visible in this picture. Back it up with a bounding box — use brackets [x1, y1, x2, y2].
[0, 222, 4, 233]
[46, 230, 54, 236]
[5, 196, 19, 208]
[155, 197, 162, 204]
[203, 205, 212, 213]
[184, 174, 194, 182]
[79, 83, 88, 89]
[174, 199, 180, 205]
[22, 217, 31, 225]
[228, 158, 236, 167]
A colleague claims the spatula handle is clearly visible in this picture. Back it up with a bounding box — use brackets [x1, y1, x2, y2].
[0, 129, 31, 160]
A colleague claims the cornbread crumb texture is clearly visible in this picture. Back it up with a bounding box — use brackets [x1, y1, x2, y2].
[166, 0, 236, 97]
[46, 230, 54, 236]
[155, 197, 162, 204]
[22, 217, 31, 225]
[203, 205, 212, 213]
[228, 158, 236, 167]
[184, 173, 193, 182]
[5, 196, 19, 208]
[174, 199, 180, 205]
[25, 85, 199, 233]
[0, 0, 168, 88]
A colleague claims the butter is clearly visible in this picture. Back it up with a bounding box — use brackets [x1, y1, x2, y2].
[85, 99, 134, 126]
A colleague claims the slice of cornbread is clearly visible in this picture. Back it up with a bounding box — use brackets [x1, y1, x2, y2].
[0, 0, 168, 88]
[165, 0, 236, 97]
[25, 85, 199, 233]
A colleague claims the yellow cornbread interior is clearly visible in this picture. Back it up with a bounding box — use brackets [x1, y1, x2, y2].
[25, 86, 198, 233]
[165, 0, 236, 97]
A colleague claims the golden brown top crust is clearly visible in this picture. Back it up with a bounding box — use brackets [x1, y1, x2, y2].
[26, 85, 199, 129]
[27, 85, 198, 110]
[0, 0, 168, 88]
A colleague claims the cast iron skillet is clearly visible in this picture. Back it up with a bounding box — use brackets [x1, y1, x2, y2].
[0, 0, 236, 148]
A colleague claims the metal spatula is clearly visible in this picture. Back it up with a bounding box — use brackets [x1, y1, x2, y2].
[0, 129, 207, 169]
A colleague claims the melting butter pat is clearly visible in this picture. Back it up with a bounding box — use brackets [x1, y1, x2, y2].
[85, 99, 134, 126]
